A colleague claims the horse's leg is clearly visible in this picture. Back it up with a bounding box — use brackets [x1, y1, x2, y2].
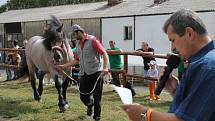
[27, 59, 41, 101]
[29, 71, 41, 101]
[62, 77, 70, 105]
[54, 75, 67, 112]
[37, 71, 46, 96]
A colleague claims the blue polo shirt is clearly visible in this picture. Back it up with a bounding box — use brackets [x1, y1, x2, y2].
[168, 40, 215, 121]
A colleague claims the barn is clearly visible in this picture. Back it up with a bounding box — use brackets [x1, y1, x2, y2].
[0, 0, 215, 66]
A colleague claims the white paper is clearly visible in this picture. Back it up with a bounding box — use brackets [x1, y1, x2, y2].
[114, 86, 133, 104]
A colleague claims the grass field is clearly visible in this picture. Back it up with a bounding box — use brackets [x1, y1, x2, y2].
[0, 76, 173, 121]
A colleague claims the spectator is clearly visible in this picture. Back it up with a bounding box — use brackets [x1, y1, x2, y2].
[147, 60, 160, 100]
[5, 53, 13, 81]
[16, 39, 29, 78]
[12, 40, 21, 79]
[70, 40, 80, 84]
[136, 42, 155, 82]
[106, 40, 124, 86]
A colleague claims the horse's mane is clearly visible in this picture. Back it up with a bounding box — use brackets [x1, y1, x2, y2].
[42, 30, 59, 50]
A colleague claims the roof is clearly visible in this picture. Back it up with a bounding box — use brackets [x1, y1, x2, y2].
[0, 0, 215, 23]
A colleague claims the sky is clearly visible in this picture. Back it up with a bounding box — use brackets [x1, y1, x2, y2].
[0, 0, 7, 6]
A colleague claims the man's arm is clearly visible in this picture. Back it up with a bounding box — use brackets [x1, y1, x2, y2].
[102, 50, 109, 74]
[106, 48, 122, 53]
[122, 104, 183, 121]
[92, 39, 109, 74]
[55, 59, 79, 70]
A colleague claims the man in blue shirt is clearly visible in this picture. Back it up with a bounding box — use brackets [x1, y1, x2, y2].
[122, 9, 215, 121]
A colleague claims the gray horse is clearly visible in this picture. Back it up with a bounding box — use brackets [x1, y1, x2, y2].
[25, 15, 73, 112]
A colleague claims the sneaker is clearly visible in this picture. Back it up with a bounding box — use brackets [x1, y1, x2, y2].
[149, 96, 155, 101]
[87, 104, 93, 116]
[154, 95, 161, 101]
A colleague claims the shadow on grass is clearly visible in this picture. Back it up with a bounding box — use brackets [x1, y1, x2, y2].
[0, 97, 39, 119]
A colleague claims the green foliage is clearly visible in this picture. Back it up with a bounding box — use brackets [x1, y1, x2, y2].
[0, 77, 172, 121]
[0, 4, 7, 13]
[0, 0, 106, 13]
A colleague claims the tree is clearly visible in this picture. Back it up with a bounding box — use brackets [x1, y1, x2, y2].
[0, 0, 106, 13]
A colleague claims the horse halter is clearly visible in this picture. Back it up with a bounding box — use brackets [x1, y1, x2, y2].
[52, 41, 65, 64]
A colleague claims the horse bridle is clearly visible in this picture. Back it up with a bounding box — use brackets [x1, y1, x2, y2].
[51, 41, 65, 55]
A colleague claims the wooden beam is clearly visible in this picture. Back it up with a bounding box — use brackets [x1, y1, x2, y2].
[0, 64, 19, 69]
[107, 51, 168, 59]
[0, 48, 25, 51]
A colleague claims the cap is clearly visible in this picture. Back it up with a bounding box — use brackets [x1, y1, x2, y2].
[150, 60, 156, 65]
[71, 24, 84, 33]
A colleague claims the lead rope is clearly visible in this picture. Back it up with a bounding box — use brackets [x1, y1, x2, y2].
[61, 70, 103, 95]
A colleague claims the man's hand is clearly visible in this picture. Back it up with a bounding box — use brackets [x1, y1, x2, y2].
[54, 64, 65, 71]
[164, 74, 179, 96]
[102, 68, 109, 75]
[122, 103, 146, 121]
[159, 67, 179, 96]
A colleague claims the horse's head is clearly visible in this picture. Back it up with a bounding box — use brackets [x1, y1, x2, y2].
[43, 15, 67, 64]
[51, 36, 65, 64]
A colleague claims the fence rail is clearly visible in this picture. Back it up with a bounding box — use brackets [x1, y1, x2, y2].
[0, 49, 166, 86]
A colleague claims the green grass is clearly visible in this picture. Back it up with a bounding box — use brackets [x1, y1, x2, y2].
[0, 77, 172, 121]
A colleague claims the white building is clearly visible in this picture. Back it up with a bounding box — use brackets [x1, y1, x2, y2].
[0, 0, 215, 67]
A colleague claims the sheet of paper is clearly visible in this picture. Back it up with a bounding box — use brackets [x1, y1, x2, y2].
[114, 86, 133, 104]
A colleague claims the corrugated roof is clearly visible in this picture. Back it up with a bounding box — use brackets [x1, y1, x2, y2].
[0, 0, 215, 23]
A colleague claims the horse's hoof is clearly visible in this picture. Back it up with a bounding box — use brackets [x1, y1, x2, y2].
[64, 104, 69, 109]
[59, 104, 69, 113]
[59, 107, 66, 113]
[38, 99, 42, 103]
[34, 96, 41, 101]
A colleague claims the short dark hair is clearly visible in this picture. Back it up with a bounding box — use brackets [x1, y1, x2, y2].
[163, 9, 208, 36]
[109, 40, 115, 44]
[74, 30, 84, 34]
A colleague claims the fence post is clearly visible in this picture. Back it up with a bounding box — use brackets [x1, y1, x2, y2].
[122, 55, 128, 87]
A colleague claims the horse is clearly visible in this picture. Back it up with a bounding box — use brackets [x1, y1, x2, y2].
[25, 15, 73, 112]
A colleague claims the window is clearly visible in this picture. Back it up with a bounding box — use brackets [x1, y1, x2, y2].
[5, 22, 22, 34]
[124, 26, 132, 40]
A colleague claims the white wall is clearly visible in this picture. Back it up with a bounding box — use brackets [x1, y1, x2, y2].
[135, 15, 171, 54]
[102, 17, 134, 51]
[135, 15, 171, 66]
[199, 12, 215, 40]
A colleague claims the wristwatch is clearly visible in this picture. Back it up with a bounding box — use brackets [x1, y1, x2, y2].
[140, 108, 148, 121]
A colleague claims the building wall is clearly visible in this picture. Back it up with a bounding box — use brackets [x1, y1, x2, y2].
[72, 18, 101, 40]
[135, 15, 171, 66]
[199, 12, 215, 40]
[102, 17, 134, 51]
[0, 24, 4, 48]
[0, 24, 4, 35]
[62, 19, 72, 39]
[135, 15, 171, 55]
[24, 21, 45, 39]
[102, 12, 215, 66]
